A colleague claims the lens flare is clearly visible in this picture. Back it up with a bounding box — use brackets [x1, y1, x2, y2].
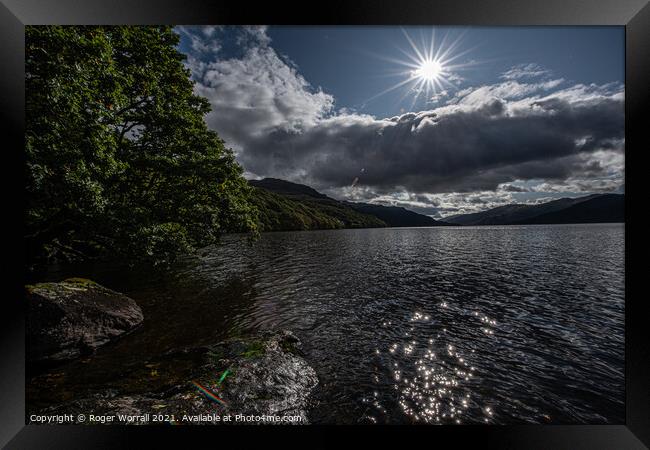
[363, 28, 478, 111]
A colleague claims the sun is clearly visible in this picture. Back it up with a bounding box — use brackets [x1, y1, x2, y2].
[414, 59, 443, 82]
[363, 28, 477, 110]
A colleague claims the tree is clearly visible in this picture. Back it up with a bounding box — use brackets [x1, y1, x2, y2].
[25, 26, 258, 266]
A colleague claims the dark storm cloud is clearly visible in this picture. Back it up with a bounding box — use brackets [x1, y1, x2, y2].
[233, 86, 624, 194]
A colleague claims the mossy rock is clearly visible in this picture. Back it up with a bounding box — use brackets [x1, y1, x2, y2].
[26, 278, 144, 364]
[240, 340, 265, 358]
[63, 277, 99, 287]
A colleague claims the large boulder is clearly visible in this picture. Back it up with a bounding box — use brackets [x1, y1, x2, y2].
[26, 278, 144, 364]
[34, 331, 319, 424]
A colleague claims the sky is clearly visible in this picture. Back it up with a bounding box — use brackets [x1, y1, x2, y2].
[176, 26, 624, 218]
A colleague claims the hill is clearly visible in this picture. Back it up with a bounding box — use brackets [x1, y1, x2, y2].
[248, 180, 386, 231]
[345, 202, 448, 227]
[248, 178, 446, 231]
[444, 193, 623, 225]
[514, 194, 624, 224]
[249, 178, 329, 200]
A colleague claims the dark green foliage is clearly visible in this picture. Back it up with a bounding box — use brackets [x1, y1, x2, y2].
[249, 178, 328, 199]
[25, 26, 258, 266]
[250, 186, 386, 232]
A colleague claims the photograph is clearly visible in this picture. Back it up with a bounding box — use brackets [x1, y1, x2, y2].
[22, 23, 628, 427]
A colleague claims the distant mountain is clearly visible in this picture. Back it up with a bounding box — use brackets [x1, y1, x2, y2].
[514, 194, 624, 224]
[445, 204, 533, 226]
[444, 196, 596, 225]
[248, 178, 446, 231]
[444, 193, 623, 225]
[345, 202, 449, 227]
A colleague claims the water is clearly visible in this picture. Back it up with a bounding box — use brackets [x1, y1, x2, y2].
[27, 224, 625, 424]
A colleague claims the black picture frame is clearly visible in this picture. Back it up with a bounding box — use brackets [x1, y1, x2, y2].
[2, 0, 647, 448]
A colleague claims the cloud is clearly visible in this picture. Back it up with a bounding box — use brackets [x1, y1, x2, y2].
[235, 82, 624, 195]
[237, 25, 272, 47]
[182, 26, 334, 156]
[500, 63, 552, 80]
[429, 89, 450, 104]
[498, 183, 530, 193]
[448, 78, 565, 107]
[177, 26, 223, 56]
[179, 28, 624, 214]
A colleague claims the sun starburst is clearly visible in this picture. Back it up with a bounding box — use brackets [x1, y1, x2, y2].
[363, 28, 476, 110]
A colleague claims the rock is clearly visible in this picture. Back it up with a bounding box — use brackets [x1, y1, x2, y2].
[26, 278, 144, 364]
[35, 331, 318, 424]
[208, 330, 318, 421]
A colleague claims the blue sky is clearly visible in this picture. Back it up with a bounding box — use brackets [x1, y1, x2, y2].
[264, 27, 623, 117]
[176, 26, 624, 218]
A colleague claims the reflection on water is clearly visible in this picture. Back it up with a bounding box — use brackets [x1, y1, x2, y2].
[28, 224, 625, 424]
[365, 303, 505, 424]
[368, 309, 482, 424]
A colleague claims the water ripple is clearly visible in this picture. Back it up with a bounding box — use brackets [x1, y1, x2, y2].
[29, 224, 624, 424]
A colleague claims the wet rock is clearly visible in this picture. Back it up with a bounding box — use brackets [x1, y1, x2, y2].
[26, 278, 144, 364]
[35, 331, 318, 425]
[207, 330, 317, 420]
